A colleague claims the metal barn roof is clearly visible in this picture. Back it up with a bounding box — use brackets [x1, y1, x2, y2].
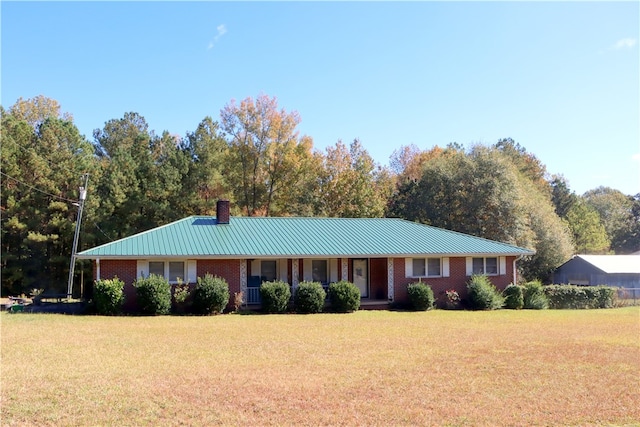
[77, 216, 535, 259]
[573, 255, 640, 274]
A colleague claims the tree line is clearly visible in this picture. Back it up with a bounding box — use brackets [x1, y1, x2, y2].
[2, 94, 638, 295]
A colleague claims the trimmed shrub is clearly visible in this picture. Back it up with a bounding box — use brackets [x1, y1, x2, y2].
[467, 275, 504, 310]
[134, 274, 172, 315]
[294, 281, 326, 314]
[328, 280, 361, 313]
[544, 284, 616, 309]
[503, 284, 524, 310]
[93, 277, 125, 315]
[522, 280, 549, 310]
[260, 280, 291, 314]
[193, 274, 230, 315]
[407, 282, 435, 311]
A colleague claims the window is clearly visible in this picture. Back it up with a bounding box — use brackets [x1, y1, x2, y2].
[261, 260, 277, 282]
[412, 258, 441, 277]
[312, 260, 328, 283]
[472, 257, 498, 275]
[427, 258, 441, 276]
[147, 261, 186, 283]
[412, 259, 426, 277]
[149, 261, 164, 277]
[169, 262, 185, 282]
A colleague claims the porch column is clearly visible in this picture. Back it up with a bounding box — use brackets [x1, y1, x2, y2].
[341, 258, 348, 281]
[387, 258, 394, 302]
[96, 258, 101, 281]
[291, 258, 299, 289]
[240, 259, 247, 305]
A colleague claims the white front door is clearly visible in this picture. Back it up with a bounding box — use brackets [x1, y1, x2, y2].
[352, 259, 368, 298]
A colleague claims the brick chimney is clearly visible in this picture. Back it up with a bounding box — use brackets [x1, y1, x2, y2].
[216, 199, 230, 224]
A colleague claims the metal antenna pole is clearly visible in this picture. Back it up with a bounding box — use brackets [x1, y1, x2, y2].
[67, 174, 89, 299]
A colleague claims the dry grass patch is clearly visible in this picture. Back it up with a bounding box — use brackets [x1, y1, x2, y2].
[2, 308, 639, 426]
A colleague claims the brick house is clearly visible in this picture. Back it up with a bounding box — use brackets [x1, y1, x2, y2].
[77, 200, 534, 310]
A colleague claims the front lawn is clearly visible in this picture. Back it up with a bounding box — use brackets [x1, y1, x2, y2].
[2, 308, 639, 426]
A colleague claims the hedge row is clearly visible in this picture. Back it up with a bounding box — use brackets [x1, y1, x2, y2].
[502, 283, 616, 310]
[92, 277, 362, 315]
[544, 285, 616, 309]
[92, 274, 230, 316]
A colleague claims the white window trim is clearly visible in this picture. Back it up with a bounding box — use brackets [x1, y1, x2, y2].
[405, 257, 449, 278]
[466, 256, 506, 276]
[137, 259, 195, 284]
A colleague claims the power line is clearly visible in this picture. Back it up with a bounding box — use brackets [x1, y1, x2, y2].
[0, 171, 79, 204]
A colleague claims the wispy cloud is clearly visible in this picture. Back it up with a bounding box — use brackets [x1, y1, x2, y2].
[207, 24, 227, 50]
[632, 153, 640, 162]
[611, 38, 637, 50]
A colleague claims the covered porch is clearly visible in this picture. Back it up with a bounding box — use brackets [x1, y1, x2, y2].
[242, 257, 394, 306]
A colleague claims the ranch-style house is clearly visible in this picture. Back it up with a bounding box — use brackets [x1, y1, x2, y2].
[76, 200, 535, 310]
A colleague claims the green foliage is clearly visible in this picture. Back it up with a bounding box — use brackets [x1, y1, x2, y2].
[259, 280, 291, 314]
[93, 277, 125, 315]
[407, 282, 435, 311]
[502, 284, 524, 310]
[294, 281, 326, 314]
[565, 199, 610, 254]
[387, 141, 575, 282]
[192, 274, 229, 315]
[134, 274, 171, 315]
[544, 285, 616, 309]
[522, 280, 549, 310]
[328, 280, 361, 313]
[466, 275, 504, 310]
[584, 187, 640, 254]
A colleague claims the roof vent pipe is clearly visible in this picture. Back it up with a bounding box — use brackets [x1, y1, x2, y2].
[217, 199, 230, 224]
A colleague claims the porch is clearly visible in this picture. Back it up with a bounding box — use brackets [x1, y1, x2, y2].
[243, 257, 392, 306]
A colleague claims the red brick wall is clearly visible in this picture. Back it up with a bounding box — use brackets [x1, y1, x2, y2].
[94, 259, 243, 312]
[95, 260, 138, 311]
[393, 256, 516, 307]
[197, 259, 241, 297]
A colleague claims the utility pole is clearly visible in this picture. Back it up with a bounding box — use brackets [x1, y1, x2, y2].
[67, 174, 89, 299]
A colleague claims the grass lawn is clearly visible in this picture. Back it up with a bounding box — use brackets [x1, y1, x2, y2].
[2, 308, 639, 426]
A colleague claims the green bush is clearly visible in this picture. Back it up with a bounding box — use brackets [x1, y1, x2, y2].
[522, 280, 549, 310]
[407, 282, 435, 311]
[502, 284, 524, 310]
[260, 280, 291, 314]
[328, 280, 361, 313]
[593, 286, 616, 308]
[294, 281, 326, 314]
[193, 274, 229, 315]
[467, 275, 504, 310]
[134, 274, 172, 315]
[544, 284, 616, 309]
[93, 277, 125, 315]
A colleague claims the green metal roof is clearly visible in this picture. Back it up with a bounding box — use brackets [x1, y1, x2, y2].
[77, 216, 535, 259]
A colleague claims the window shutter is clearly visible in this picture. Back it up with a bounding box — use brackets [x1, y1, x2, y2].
[466, 257, 473, 276]
[442, 258, 450, 277]
[303, 259, 313, 282]
[137, 260, 148, 279]
[187, 260, 197, 283]
[329, 259, 338, 282]
[499, 257, 506, 275]
[405, 258, 413, 277]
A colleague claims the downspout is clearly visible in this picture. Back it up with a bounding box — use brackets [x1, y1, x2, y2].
[513, 255, 523, 285]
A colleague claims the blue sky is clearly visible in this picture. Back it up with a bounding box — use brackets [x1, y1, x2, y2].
[2, 1, 638, 196]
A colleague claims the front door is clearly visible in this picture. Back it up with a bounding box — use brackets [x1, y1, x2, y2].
[352, 259, 368, 298]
